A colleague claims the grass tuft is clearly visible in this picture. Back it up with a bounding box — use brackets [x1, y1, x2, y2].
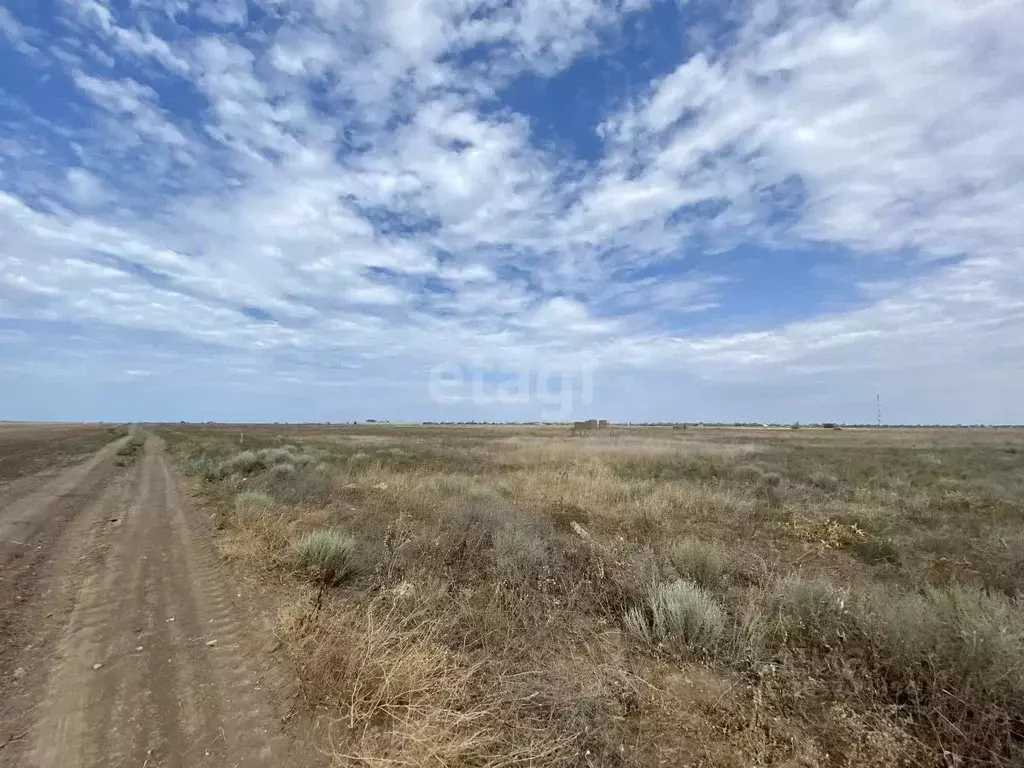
[294, 530, 356, 584]
[234, 490, 275, 516]
[630, 579, 726, 654]
[669, 537, 729, 589]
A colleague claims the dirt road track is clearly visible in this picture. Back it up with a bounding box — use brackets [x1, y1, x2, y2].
[1, 437, 315, 767]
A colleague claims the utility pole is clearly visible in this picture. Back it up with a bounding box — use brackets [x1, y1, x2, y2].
[876, 394, 881, 427]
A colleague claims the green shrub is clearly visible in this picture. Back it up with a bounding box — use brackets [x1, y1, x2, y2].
[629, 580, 725, 654]
[669, 538, 729, 589]
[270, 462, 297, 480]
[219, 450, 265, 475]
[257, 447, 296, 466]
[294, 530, 356, 584]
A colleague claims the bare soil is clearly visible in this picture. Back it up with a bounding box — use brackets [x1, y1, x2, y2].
[0, 424, 116, 487]
[0, 432, 317, 767]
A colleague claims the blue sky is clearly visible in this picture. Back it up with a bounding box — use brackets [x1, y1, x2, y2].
[1, 0, 1022, 424]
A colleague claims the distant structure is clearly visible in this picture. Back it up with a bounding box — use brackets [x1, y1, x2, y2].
[571, 419, 607, 435]
[877, 394, 882, 427]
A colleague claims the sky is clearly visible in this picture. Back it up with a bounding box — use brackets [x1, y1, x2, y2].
[1, 0, 1022, 424]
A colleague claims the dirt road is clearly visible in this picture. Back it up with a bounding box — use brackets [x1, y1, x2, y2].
[1, 436, 311, 767]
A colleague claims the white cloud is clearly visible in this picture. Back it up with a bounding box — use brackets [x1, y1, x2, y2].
[584, 0, 1024, 264]
[197, 0, 249, 25]
[71, 72, 190, 147]
[2, 0, 1023, 420]
[71, 71, 154, 112]
[68, 0, 190, 72]
[65, 168, 109, 208]
[0, 7, 39, 56]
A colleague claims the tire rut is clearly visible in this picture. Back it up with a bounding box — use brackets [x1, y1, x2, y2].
[1, 436, 130, 755]
[4, 438, 305, 768]
[0, 438, 126, 566]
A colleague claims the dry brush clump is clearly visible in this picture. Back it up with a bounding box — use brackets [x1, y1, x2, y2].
[849, 583, 1024, 760]
[276, 594, 622, 767]
[220, 448, 265, 475]
[219, 490, 292, 570]
[723, 574, 1024, 764]
[277, 597, 503, 765]
[234, 489, 276, 515]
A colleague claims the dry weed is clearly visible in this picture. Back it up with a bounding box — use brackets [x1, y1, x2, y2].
[165, 423, 1024, 767]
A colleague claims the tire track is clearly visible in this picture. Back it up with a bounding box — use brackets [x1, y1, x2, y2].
[0, 437, 130, 760]
[6, 437, 309, 768]
[0, 438, 126, 566]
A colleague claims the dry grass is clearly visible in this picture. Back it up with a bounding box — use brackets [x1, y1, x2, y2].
[276, 595, 591, 766]
[166, 423, 1024, 767]
[501, 434, 760, 465]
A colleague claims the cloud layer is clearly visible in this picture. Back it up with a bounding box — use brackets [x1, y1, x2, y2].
[1, 0, 1022, 422]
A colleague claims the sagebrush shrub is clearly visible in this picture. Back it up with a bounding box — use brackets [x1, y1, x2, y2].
[628, 580, 725, 654]
[295, 530, 356, 584]
[669, 538, 729, 589]
[270, 462, 297, 479]
[219, 450, 265, 475]
[257, 447, 297, 466]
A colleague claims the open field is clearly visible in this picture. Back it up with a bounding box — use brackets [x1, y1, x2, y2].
[0, 423, 122, 487]
[159, 423, 1024, 766]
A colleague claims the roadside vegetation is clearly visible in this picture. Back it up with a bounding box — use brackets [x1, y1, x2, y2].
[165, 424, 1024, 766]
